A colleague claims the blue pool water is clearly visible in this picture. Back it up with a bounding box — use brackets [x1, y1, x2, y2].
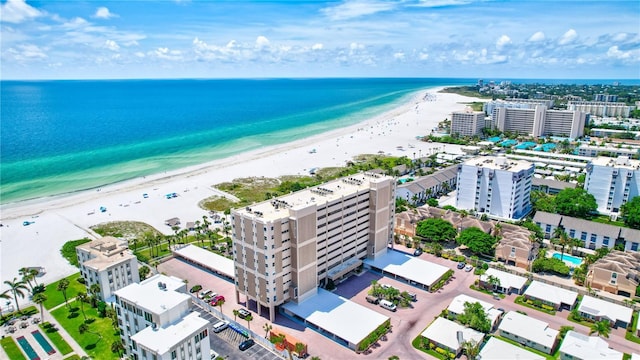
[552, 253, 582, 266]
[535, 143, 557, 152]
[488, 136, 502, 143]
[499, 139, 517, 147]
[16, 336, 40, 360]
[515, 141, 537, 149]
[32, 330, 56, 355]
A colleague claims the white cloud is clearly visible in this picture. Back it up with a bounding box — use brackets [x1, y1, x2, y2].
[559, 29, 577, 45]
[419, 52, 429, 60]
[94, 7, 118, 19]
[6, 43, 47, 61]
[528, 31, 545, 42]
[104, 39, 120, 51]
[0, 0, 42, 23]
[415, 0, 472, 7]
[496, 35, 511, 50]
[612, 33, 627, 42]
[321, 0, 396, 21]
[606, 45, 638, 61]
[256, 36, 270, 49]
[134, 51, 145, 58]
[312, 43, 324, 50]
[393, 52, 405, 60]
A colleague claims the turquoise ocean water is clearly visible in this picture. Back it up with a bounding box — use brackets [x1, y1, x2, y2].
[1, 78, 474, 204]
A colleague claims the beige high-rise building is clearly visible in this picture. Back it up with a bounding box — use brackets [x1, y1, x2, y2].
[492, 106, 586, 138]
[232, 172, 395, 321]
[451, 110, 485, 137]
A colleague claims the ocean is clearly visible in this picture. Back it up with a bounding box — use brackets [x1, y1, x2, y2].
[1, 78, 474, 204]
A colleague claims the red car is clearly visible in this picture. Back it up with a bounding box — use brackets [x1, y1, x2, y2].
[210, 295, 225, 305]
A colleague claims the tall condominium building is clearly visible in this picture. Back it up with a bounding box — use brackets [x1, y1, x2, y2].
[593, 94, 619, 102]
[585, 156, 640, 215]
[450, 110, 485, 137]
[567, 101, 633, 118]
[492, 106, 586, 138]
[114, 274, 210, 360]
[76, 237, 140, 301]
[483, 99, 554, 116]
[232, 172, 395, 322]
[456, 156, 534, 220]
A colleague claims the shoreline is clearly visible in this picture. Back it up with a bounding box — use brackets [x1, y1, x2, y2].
[0, 85, 484, 298]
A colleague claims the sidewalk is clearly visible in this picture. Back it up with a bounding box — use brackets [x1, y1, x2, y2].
[43, 298, 89, 358]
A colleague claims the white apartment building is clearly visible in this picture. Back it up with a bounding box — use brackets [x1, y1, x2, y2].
[232, 172, 395, 322]
[456, 156, 534, 220]
[492, 106, 586, 138]
[76, 237, 140, 301]
[585, 156, 640, 215]
[483, 99, 554, 116]
[577, 144, 639, 158]
[450, 110, 485, 137]
[568, 101, 633, 118]
[114, 274, 209, 360]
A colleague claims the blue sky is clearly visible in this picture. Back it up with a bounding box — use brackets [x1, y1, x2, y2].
[1, 0, 639, 80]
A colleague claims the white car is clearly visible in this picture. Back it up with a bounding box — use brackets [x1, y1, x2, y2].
[464, 265, 473, 272]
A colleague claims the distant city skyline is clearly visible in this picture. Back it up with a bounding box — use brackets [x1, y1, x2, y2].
[1, 0, 639, 80]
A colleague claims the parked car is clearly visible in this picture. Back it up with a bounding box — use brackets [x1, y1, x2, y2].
[237, 308, 251, 319]
[407, 292, 417, 302]
[379, 299, 397, 312]
[366, 295, 380, 304]
[212, 320, 229, 333]
[199, 290, 213, 299]
[413, 248, 423, 256]
[464, 264, 473, 272]
[380, 284, 392, 290]
[238, 339, 255, 351]
[190, 285, 202, 293]
[457, 262, 466, 269]
[211, 295, 225, 305]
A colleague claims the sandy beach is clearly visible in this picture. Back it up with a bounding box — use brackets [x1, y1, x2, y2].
[0, 87, 481, 301]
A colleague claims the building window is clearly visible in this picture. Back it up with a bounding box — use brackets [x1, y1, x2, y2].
[171, 350, 177, 359]
[580, 232, 587, 241]
[611, 272, 617, 284]
[603, 237, 609, 246]
[569, 229, 575, 238]
[632, 242, 639, 251]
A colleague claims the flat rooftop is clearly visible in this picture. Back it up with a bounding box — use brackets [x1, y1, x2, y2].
[114, 274, 189, 314]
[234, 172, 392, 221]
[77, 236, 136, 271]
[589, 156, 640, 169]
[132, 312, 208, 355]
[578, 296, 633, 324]
[524, 281, 578, 307]
[421, 317, 484, 351]
[559, 331, 622, 360]
[363, 250, 450, 287]
[281, 288, 389, 347]
[480, 268, 527, 290]
[498, 311, 558, 349]
[462, 156, 533, 172]
[479, 337, 545, 360]
[173, 244, 234, 279]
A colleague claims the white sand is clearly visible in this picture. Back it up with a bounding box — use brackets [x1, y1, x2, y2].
[0, 87, 481, 302]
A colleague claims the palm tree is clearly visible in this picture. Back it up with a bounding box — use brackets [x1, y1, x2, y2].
[57, 278, 70, 310]
[294, 342, 306, 357]
[1, 290, 12, 319]
[32, 293, 47, 323]
[216, 299, 225, 315]
[487, 275, 501, 291]
[245, 314, 253, 331]
[77, 292, 88, 321]
[79, 323, 102, 344]
[111, 340, 125, 358]
[263, 323, 273, 338]
[29, 268, 40, 287]
[462, 339, 481, 360]
[589, 320, 611, 338]
[89, 283, 101, 304]
[19, 267, 35, 291]
[4, 278, 29, 313]
[233, 309, 239, 322]
[552, 227, 570, 261]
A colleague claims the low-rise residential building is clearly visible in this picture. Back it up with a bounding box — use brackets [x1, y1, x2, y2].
[76, 236, 140, 301]
[577, 295, 633, 328]
[531, 177, 577, 195]
[585, 156, 640, 215]
[497, 311, 559, 355]
[446, 294, 503, 329]
[114, 274, 206, 359]
[533, 211, 640, 251]
[523, 281, 578, 310]
[132, 312, 210, 360]
[586, 251, 640, 298]
[567, 101, 633, 118]
[577, 144, 639, 158]
[395, 165, 458, 205]
[479, 268, 528, 295]
[494, 222, 538, 269]
[479, 337, 545, 360]
[420, 317, 485, 356]
[558, 331, 623, 360]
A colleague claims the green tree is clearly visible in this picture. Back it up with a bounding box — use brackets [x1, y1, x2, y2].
[462, 339, 481, 360]
[426, 198, 438, 207]
[621, 196, 640, 229]
[32, 293, 47, 323]
[1, 290, 12, 319]
[57, 278, 70, 310]
[139, 265, 151, 280]
[111, 340, 125, 357]
[415, 218, 457, 242]
[263, 323, 273, 338]
[552, 227, 572, 261]
[457, 301, 491, 333]
[456, 227, 497, 255]
[555, 188, 597, 218]
[245, 314, 253, 331]
[589, 320, 611, 338]
[78, 323, 102, 344]
[76, 292, 88, 321]
[4, 278, 29, 313]
[530, 190, 556, 213]
[233, 309, 239, 322]
[18, 267, 35, 291]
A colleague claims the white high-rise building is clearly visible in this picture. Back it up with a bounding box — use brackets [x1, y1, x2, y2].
[585, 156, 640, 215]
[76, 237, 140, 301]
[492, 106, 586, 138]
[114, 274, 210, 360]
[568, 101, 633, 118]
[450, 111, 485, 137]
[456, 156, 534, 220]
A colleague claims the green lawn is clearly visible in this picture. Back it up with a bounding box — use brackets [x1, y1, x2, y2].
[64, 355, 81, 360]
[1, 337, 26, 360]
[43, 273, 86, 310]
[40, 322, 74, 355]
[51, 303, 120, 359]
[514, 296, 556, 315]
[625, 311, 640, 345]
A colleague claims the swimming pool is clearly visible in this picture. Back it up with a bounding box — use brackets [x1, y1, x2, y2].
[16, 336, 40, 360]
[552, 253, 582, 266]
[32, 330, 56, 355]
